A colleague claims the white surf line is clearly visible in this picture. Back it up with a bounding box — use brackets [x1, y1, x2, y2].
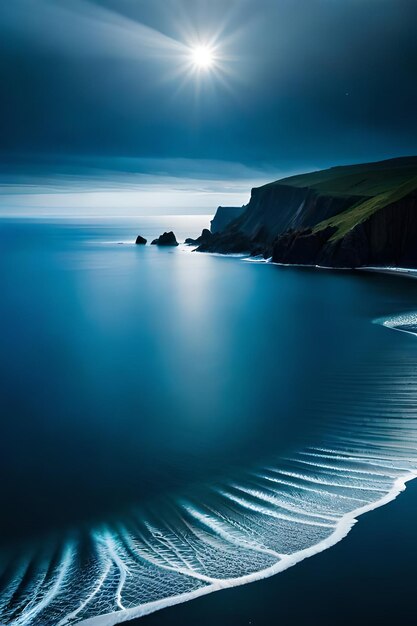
[184, 498, 283, 558]
[143, 517, 220, 577]
[100, 532, 128, 611]
[260, 467, 375, 496]
[7, 551, 54, 620]
[129, 513, 216, 576]
[0, 555, 32, 612]
[300, 449, 416, 471]
[155, 520, 215, 576]
[242, 256, 271, 263]
[173, 504, 252, 557]
[119, 527, 219, 584]
[281, 458, 394, 485]
[76, 470, 417, 626]
[229, 484, 340, 522]
[143, 519, 196, 572]
[11, 543, 74, 626]
[310, 450, 417, 466]
[56, 556, 112, 626]
[199, 496, 286, 553]
[301, 448, 415, 463]
[310, 448, 417, 469]
[254, 471, 368, 502]
[159, 509, 229, 571]
[126, 518, 181, 571]
[217, 488, 335, 528]
[283, 464, 393, 488]
[236, 481, 340, 521]
[275, 458, 397, 479]
[382, 328, 417, 337]
[300, 456, 415, 470]
[129, 512, 230, 574]
[180, 499, 284, 560]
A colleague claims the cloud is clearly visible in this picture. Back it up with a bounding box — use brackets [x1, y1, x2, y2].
[0, 155, 285, 216]
[1, 0, 416, 213]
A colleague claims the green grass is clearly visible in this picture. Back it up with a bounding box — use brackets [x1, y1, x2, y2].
[312, 175, 417, 241]
[272, 156, 417, 198]
[256, 156, 417, 241]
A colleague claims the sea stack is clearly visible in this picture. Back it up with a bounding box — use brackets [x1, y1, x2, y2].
[151, 231, 179, 246]
[135, 235, 147, 245]
[185, 229, 212, 245]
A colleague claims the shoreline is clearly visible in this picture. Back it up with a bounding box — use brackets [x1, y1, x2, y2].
[77, 246, 417, 626]
[191, 243, 417, 277]
[78, 470, 417, 626]
[139, 473, 417, 626]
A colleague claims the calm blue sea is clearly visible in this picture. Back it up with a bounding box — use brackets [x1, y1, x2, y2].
[1, 216, 417, 625]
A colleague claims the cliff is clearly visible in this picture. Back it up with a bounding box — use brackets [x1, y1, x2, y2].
[198, 156, 417, 268]
[210, 206, 246, 233]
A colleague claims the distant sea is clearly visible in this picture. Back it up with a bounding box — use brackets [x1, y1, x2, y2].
[1, 215, 417, 626]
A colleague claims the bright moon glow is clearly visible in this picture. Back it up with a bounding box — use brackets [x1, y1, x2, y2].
[191, 46, 214, 69]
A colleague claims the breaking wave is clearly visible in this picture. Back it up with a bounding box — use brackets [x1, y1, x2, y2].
[2, 314, 417, 625]
[374, 311, 417, 336]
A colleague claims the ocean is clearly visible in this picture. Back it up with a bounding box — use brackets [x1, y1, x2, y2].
[1, 216, 417, 625]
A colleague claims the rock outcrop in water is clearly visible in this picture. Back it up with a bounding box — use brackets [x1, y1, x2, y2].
[151, 231, 179, 246]
[198, 157, 417, 268]
[135, 235, 147, 245]
[185, 228, 212, 246]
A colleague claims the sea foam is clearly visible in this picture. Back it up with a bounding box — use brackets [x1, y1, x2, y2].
[2, 313, 417, 625]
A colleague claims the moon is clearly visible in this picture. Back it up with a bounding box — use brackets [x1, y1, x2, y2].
[191, 45, 214, 69]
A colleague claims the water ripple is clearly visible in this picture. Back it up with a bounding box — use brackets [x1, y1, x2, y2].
[2, 313, 417, 625]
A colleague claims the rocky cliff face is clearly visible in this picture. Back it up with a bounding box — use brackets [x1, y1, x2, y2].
[198, 157, 417, 268]
[199, 187, 364, 259]
[315, 189, 417, 267]
[210, 206, 245, 233]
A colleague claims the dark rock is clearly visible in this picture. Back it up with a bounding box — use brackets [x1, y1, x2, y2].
[317, 191, 417, 268]
[135, 235, 147, 245]
[199, 185, 360, 259]
[270, 188, 417, 268]
[198, 157, 417, 268]
[185, 229, 212, 246]
[272, 227, 336, 265]
[151, 231, 179, 246]
[210, 206, 246, 233]
[196, 228, 253, 254]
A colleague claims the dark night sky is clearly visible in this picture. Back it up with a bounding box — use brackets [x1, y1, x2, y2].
[1, 0, 417, 213]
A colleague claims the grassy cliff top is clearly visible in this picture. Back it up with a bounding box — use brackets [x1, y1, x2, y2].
[274, 156, 417, 198]
[314, 174, 417, 241]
